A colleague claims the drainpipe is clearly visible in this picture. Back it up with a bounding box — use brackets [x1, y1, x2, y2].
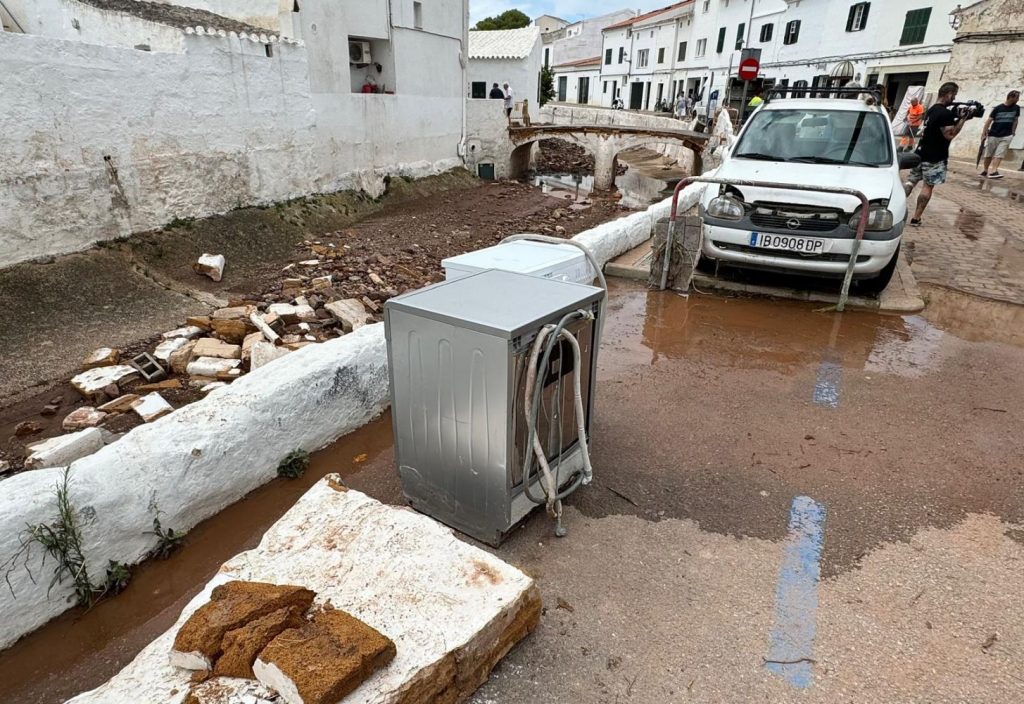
[459, 0, 468, 160]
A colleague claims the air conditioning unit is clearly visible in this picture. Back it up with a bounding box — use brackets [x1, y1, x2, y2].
[349, 40, 371, 64]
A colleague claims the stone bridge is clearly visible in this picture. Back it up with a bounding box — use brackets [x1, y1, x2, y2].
[508, 124, 709, 190]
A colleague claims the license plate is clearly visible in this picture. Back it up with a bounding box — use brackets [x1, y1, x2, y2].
[749, 232, 831, 254]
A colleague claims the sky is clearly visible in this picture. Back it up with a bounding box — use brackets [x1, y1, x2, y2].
[469, 0, 668, 25]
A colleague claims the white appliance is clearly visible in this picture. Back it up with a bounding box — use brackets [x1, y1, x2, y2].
[442, 240, 594, 285]
[348, 41, 371, 64]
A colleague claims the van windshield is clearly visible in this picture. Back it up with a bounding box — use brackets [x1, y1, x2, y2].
[733, 109, 893, 167]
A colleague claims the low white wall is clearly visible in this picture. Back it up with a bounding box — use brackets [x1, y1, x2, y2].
[0, 29, 463, 267]
[0, 185, 708, 650]
[0, 324, 389, 651]
[465, 98, 517, 179]
[540, 104, 687, 131]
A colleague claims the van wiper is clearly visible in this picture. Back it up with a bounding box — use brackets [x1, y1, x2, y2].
[734, 152, 785, 161]
[790, 156, 882, 167]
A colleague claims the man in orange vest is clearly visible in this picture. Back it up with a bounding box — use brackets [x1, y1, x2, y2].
[901, 96, 925, 150]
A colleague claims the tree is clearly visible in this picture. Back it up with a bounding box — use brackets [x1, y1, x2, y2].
[538, 65, 556, 107]
[473, 9, 530, 31]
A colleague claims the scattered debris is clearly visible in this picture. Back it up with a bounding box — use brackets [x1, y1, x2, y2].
[324, 299, 369, 332]
[0, 460, 10, 475]
[168, 340, 198, 374]
[40, 402, 61, 417]
[212, 305, 256, 320]
[162, 325, 205, 340]
[136, 379, 182, 393]
[192, 338, 242, 360]
[186, 357, 241, 377]
[98, 394, 141, 414]
[62, 407, 108, 431]
[193, 253, 226, 282]
[249, 311, 281, 344]
[71, 365, 140, 402]
[82, 347, 120, 370]
[251, 342, 290, 370]
[129, 352, 167, 383]
[556, 597, 575, 613]
[131, 393, 174, 422]
[210, 317, 255, 344]
[200, 382, 228, 394]
[154, 337, 190, 362]
[277, 449, 310, 479]
[25, 429, 105, 469]
[14, 420, 43, 437]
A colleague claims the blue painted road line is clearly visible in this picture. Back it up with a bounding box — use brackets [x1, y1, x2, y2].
[765, 496, 827, 688]
[812, 358, 841, 408]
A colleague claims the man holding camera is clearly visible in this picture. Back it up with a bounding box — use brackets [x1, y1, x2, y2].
[905, 82, 971, 226]
[980, 90, 1020, 179]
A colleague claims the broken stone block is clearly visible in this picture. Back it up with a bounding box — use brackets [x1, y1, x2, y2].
[368, 272, 385, 287]
[0, 460, 10, 475]
[14, 421, 42, 437]
[250, 342, 290, 370]
[210, 317, 255, 344]
[98, 394, 140, 414]
[213, 607, 306, 679]
[168, 340, 197, 375]
[62, 407, 108, 431]
[131, 393, 173, 423]
[192, 338, 241, 360]
[267, 303, 317, 324]
[193, 253, 225, 282]
[40, 403, 60, 417]
[241, 332, 262, 361]
[71, 366, 140, 402]
[324, 299, 370, 333]
[310, 275, 332, 290]
[153, 337, 190, 362]
[25, 428, 104, 469]
[82, 347, 119, 370]
[361, 296, 380, 313]
[162, 326, 205, 340]
[170, 581, 315, 672]
[136, 379, 181, 392]
[211, 305, 255, 321]
[254, 606, 396, 704]
[186, 357, 241, 377]
[200, 381, 228, 394]
[185, 315, 212, 330]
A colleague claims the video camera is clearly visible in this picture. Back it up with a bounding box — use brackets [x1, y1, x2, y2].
[948, 100, 986, 120]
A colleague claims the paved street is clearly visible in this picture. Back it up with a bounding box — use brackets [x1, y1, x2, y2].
[905, 160, 1024, 305]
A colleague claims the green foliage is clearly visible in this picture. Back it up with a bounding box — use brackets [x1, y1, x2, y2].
[539, 65, 556, 107]
[102, 561, 132, 597]
[473, 9, 530, 30]
[146, 515, 184, 560]
[277, 449, 310, 479]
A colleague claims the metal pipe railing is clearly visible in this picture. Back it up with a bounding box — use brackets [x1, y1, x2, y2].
[662, 176, 870, 312]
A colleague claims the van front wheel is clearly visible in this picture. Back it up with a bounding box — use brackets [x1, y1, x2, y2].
[855, 244, 900, 297]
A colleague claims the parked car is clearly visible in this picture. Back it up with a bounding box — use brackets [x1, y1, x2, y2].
[699, 96, 917, 294]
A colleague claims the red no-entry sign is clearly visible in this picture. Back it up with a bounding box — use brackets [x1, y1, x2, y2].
[738, 57, 760, 81]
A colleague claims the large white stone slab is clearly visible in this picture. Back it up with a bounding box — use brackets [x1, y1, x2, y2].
[68, 479, 540, 704]
[24, 429, 105, 470]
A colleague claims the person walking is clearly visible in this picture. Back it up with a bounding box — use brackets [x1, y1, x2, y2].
[488, 83, 504, 99]
[685, 90, 695, 118]
[980, 90, 1020, 179]
[675, 92, 687, 119]
[502, 82, 514, 118]
[900, 96, 925, 151]
[905, 82, 971, 226]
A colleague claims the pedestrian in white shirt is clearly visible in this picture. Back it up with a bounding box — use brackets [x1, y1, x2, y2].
[503, 83, 514, 118]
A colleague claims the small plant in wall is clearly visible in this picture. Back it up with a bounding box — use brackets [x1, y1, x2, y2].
[1, 469, 130, 607]
[145, 514, 184, 560]
[277, 449, 310, 479]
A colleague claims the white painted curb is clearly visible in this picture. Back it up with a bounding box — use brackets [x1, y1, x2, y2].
[0, 186, 707, 651]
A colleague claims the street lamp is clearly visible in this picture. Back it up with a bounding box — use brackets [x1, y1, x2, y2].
[948, 4, 963, 30]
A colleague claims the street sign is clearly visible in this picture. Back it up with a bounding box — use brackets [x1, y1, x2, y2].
[738, 57, 760, 81]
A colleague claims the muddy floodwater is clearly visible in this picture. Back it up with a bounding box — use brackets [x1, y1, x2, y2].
[4, 281, 1024, 703]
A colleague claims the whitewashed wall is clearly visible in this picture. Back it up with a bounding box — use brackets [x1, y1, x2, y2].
[0, 24, 463, 267]
[5, 0, 187, 51]
[468, 50, 542, 109]
[465, 99, 518, 179]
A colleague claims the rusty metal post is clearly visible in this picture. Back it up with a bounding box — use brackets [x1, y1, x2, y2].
[663, 176, 870, 311]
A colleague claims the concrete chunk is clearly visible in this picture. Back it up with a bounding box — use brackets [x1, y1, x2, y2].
[161, 326, 204, 340]
[153, 337, 189, 362]
[70, 365, 140, 401]
[267, 303, 317, 324]
[24, 428, 104, 469]
[98, 394, 140, 413]
[211, 305, 255, 321]
[186, 357, 241, 377]
[82, 347, 119, 370]
[167, 340, 197, 374]
[250, 341, 290, 370]
[254, 606, 396, 704]
[193, 253, 225, 282]
[62, 407, 107, 431]
[324, 299, 370, 333]
[192, 338, 241, 360]
[131, 393, 173, 423]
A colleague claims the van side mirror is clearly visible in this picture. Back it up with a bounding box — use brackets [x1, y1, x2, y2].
[897, 152, 921, 171]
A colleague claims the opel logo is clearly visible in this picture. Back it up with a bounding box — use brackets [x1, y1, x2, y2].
[786, 218, 801, 230]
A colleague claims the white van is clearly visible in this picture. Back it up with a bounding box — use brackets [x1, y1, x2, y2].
[699, 96, 915, 294]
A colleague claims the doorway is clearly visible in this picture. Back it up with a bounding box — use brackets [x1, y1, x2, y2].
[629, 82, 644, 110]
[558, 76, 567, 102]
[577, 77, 590, 104]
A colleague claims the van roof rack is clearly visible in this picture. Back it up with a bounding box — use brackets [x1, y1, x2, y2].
[764, 86, 883, 105]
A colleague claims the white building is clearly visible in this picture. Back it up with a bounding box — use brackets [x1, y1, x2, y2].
[533, 13, 567, 35]
[0, 0, 469, 267]
[468, 26, 542, 107]
[552, 55, 602, 105]
[542, 8, 635, 69]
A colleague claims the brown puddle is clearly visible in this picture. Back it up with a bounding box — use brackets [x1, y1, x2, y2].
[0, 415, 396, 704]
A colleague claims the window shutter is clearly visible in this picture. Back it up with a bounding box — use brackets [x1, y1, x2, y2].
[846, 5, 856, 32]
[861, 3, 870, 28]
[678, 41, 687, 61]
[717, 27, 726, 53]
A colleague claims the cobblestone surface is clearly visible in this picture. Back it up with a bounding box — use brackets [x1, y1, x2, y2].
[904, 161, 1024, 305]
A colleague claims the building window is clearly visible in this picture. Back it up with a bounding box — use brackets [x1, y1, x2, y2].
[657, 47, 665, 63]
[544, 47, 550, 67]
[735, 22, 745, 49]
[264, 43, 274, 57]
[696, 38, 707, 57]
[702, 0, 710, 12]
[784, 19, 801, 44]
[604, 80, 609, 94]
[471, 82, 486, 99]
[792, 79, 808, 99]
[846, 2, 870, 32]
[759, 23, 773, 42]
[637, 48, 649, 68]
[605, 48, 612, 64]
[678, 41, 687, 61]
[413, 1, 422, 29]
[900, 7, 931, 45]
[716, 27, 726, 53]
[618, 47, 625, 63]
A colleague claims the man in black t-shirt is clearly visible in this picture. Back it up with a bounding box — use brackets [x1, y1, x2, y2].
[489, 83, 505, 99]
[981, 90, 1020, 179]
[904, 82, 971, 226]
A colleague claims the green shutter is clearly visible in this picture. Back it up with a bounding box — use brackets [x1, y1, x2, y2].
[717, 27, 726, 53]
[900, 7, 931, 45]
